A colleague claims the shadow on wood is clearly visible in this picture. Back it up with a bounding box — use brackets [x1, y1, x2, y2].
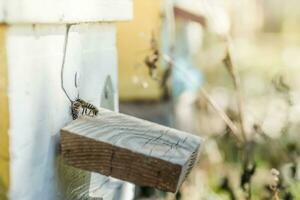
[60, 108, 202, 193]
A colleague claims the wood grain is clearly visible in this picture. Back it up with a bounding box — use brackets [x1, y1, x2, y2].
[61, 108, 202, 192]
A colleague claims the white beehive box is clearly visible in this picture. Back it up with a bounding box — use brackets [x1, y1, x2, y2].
[0, 1, 134, 200]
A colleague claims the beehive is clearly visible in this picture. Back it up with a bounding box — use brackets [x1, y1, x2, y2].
[0, 1, 133, 199]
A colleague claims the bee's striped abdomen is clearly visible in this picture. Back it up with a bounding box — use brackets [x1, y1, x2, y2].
[71, 99, 99, 120]
[71, 100, 82, 120]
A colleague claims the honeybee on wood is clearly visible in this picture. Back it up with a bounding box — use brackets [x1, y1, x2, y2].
[71, 96, 99, 120]
[144, 32, 160, 80]
[69, 74, 99, 120]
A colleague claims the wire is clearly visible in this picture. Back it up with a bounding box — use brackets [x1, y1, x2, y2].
[61, 24, 73, 102]
[74, 72, 78, 88]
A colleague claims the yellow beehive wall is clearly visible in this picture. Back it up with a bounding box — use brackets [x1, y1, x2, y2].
[117, 0, 163, 101]
[0, 25, 9, 200]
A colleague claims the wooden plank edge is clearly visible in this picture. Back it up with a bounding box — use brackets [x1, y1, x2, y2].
[176, 146, 201, 192]
[61, 131, 184, 193]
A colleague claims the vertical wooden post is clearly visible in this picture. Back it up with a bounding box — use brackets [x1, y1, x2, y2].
[0, 24, 9, 200]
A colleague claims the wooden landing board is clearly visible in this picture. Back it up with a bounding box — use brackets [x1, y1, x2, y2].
[61, 108, 202, 193]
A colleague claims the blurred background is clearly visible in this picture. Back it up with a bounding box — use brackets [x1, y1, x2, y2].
[117, 0, 300, 199]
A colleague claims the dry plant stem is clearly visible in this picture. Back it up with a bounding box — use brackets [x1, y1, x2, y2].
[199, 88, 242, 143]
[272, 191, 280, 200]
[270, 184, 280, 200]
[224, 36, 253, 200]
[247, 183, 252, 200]
[270, 169, 280, 200]
[162, 54, 241, 143]
[224, 36, 247, 143]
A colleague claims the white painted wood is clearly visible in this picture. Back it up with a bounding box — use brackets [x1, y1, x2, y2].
[0, 0, 4, 21]
[0, 0, 132, 23]
[6, 23, 133, 200]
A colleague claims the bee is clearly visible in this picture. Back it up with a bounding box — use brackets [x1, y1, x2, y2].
[60, 27, 99, 120]
[70, 72, 99, 120]
[71, 98, 99, 120]
[71, 100, 81, 120]
[144, 32, 159, 80]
